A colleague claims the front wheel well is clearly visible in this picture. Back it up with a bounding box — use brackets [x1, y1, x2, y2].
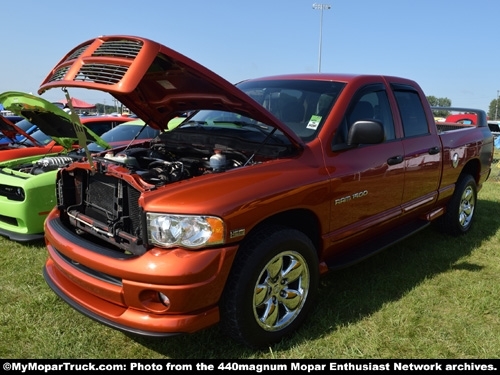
[244, 209, 322, 254]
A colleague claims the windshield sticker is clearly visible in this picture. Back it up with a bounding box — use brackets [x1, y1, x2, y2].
[307, 115, 321, 129]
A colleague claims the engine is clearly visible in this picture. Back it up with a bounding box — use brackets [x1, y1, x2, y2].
[17, 155, 77, 175]
[96, 144, 249, 187]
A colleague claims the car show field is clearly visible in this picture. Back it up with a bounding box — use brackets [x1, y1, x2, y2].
[1, 177, 499, 358]
[0, 0, 499, 362]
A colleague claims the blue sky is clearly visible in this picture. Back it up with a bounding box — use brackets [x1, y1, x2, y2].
[1, 0, 498, 111]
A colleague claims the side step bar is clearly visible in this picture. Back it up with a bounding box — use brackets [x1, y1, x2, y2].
[326, 220, 430, 271]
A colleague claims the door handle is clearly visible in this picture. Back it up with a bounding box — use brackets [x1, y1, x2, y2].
[387, 155, 404, 165]
[428, 146, 440, 155]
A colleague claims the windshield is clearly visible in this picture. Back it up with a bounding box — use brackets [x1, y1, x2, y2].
[18, 129, 52, 146]
[11, 119, 36, 133]
[184, 110, 272, 132]
[235, 79, 345, 142]
[0, 119, 37, 144]
[181, 109, 291, 146]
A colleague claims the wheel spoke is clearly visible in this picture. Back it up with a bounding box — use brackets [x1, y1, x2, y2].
[282, 259, 304, 283]
[261, 298, 279, 326]
[267, 256, 283, 280]
[254, 284, 270, 306]
[278, 288, 302, 310]
[463, 188, 473, 202]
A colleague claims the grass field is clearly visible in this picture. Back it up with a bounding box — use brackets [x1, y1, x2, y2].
[0, 172, 499, 359]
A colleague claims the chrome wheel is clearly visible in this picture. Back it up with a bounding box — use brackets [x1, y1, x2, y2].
[220, 226, 318, 348]
[253, 250, 310, 332]
[458, 185, 475, 229]
[436, 174, 477, 236]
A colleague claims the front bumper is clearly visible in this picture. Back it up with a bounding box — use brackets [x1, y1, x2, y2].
[43, 209, 239, 336]
[0, 172, 56, 241]
[0, 227, 44, 242]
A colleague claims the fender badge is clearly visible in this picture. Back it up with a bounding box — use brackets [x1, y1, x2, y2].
[452, 153, 459, 168]
[230, 229, 245, 238]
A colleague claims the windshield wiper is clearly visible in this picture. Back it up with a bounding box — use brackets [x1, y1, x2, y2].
[212, 120, 272, 134]
[182, 120, 208, 126]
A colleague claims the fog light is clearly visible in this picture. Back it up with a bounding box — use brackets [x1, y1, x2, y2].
[158, 292, 170, 308]
[138, 290, 171, 312]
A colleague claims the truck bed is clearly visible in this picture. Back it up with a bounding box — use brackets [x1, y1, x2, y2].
[436, 122, 474, 133]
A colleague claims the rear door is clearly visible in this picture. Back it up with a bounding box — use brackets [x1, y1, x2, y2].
[391, 84, 442, 217]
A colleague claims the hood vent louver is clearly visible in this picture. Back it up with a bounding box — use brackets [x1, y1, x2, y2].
[93, 40, 143, 59]
[65, 44, 90, 61]
[48, 66, 70, 83]
[75, 64, 129, 85]
[46, 39, 143, 86]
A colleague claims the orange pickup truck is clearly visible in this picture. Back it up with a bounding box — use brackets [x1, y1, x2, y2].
[38, 35, 494, 348]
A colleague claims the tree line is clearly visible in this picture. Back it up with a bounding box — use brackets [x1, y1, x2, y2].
[92, 97, 500, 121]
[427, 96, 499, 121]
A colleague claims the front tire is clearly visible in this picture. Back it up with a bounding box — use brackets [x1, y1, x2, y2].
[437, 174, 477, 236]
[220, 226, 319, 348]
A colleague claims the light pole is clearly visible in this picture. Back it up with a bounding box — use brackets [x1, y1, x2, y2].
[312, 3, 331, 73]
[496, 90, 499, 120]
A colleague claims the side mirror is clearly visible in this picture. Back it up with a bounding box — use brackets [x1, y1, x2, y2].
[347, 120, 385, 145]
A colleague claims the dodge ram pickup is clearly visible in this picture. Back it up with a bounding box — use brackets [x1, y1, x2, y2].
[38, 35, 494, 348]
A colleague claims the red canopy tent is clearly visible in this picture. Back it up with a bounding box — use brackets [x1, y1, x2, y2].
[58, 97, 96, 109]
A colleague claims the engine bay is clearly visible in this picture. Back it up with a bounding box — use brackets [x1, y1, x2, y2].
[90, 126, 296, 187]
[6, 120, 296, 185]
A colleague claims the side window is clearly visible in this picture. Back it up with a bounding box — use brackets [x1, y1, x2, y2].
[335, 87, 395, 144]
[373, 91, 395, 141]
[393, 90, 429, 137]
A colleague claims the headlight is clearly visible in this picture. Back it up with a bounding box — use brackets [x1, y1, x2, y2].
[0, 184, 25, 201]
[146, 213, 225, 249]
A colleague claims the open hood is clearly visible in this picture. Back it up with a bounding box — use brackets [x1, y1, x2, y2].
[0, 114, 41, 145]
[0, 91, 110, 150]
[37, 35, 303, 149]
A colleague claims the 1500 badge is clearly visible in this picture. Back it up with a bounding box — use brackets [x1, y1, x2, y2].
[335, 190, 368, 205]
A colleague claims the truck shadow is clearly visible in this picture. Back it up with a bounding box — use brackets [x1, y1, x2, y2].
[129, 196, 500, 358]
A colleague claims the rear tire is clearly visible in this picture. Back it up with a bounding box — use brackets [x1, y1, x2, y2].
[437, 174, 477, 236]
[220, 226, 319, 348]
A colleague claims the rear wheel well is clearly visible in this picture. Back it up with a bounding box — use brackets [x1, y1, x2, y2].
[461, 158, 480, 184]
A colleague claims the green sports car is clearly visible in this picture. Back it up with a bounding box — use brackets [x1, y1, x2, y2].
[0, 92, 152, 241]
